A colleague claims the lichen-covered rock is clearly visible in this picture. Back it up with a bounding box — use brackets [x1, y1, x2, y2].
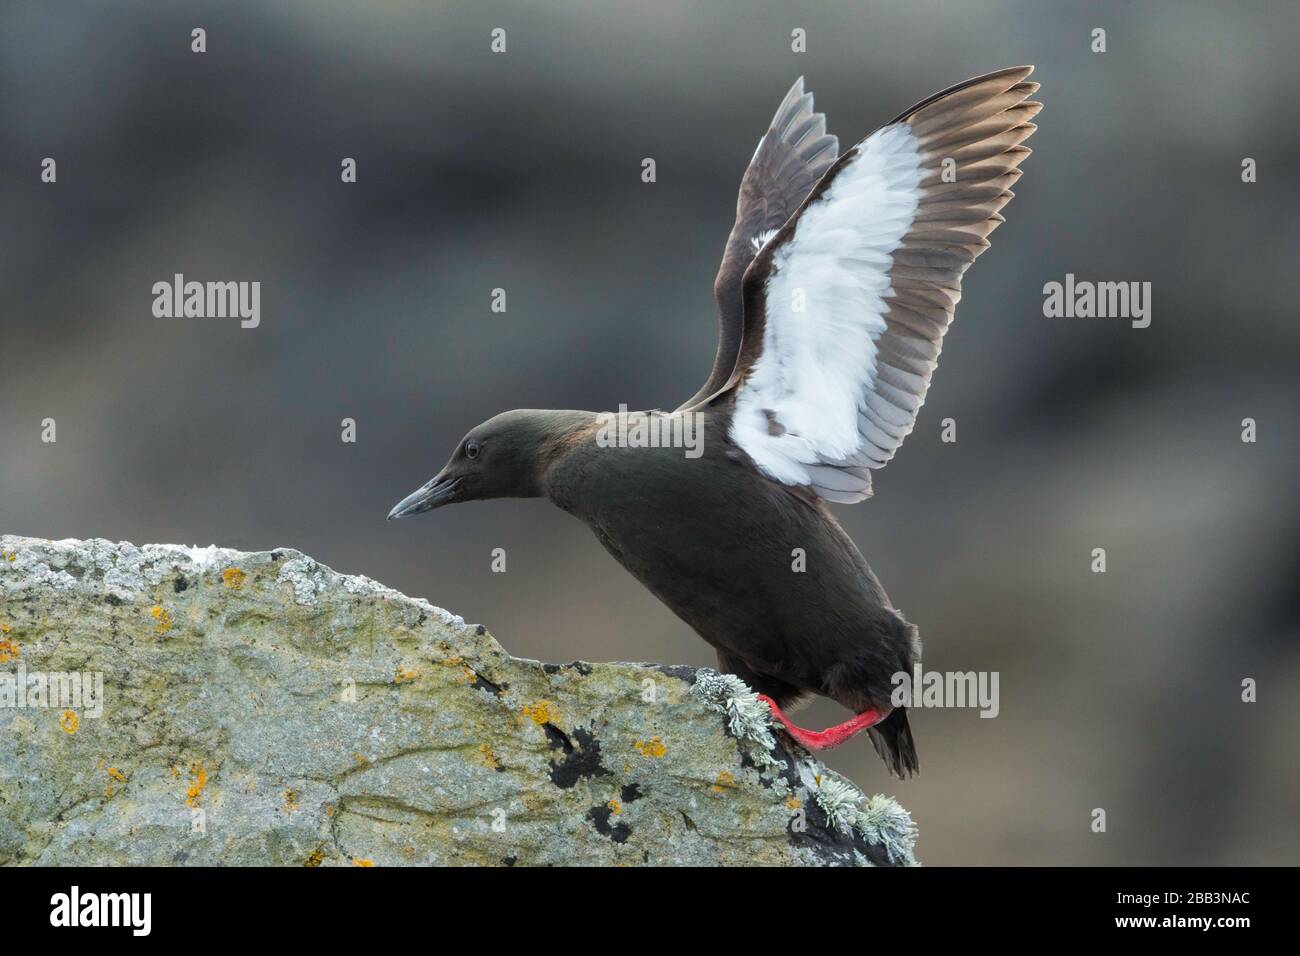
[0, 535, 916, 866]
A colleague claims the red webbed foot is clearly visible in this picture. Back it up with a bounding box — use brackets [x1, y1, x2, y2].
[757, 694, 888, 751]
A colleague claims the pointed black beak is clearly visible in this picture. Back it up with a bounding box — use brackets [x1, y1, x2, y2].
[387, 476, 462, 520]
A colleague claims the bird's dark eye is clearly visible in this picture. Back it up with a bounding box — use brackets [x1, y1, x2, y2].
[465, 440, 481, 460]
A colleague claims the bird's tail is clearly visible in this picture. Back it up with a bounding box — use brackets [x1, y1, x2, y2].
[869, 706, 918, 778]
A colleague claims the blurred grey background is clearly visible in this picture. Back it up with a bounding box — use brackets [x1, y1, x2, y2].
[2, 0, 1296, 864]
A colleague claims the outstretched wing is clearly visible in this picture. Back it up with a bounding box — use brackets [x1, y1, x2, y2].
[677, 77, 839, 412]
[725, 66, 1040, 502]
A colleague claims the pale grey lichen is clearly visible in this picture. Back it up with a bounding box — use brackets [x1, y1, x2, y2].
[339, 571, 464, 627]
[2, 558, 78, 593]
[813, 774, 918, 866]
[0, 536, 249, 601]
[858, 793, 920, 866]
[273, 551, 465, 626]
[418, 601, 464, 628]
[276, 555, 326, 605]
[813, 776, 864, 834]
[691, 669, 780, 766]
[177, 544, 227, 569]
[0, 538, 79, 594]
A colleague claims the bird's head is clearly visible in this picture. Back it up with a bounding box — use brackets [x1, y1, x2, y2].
[387, 409, 589, 520]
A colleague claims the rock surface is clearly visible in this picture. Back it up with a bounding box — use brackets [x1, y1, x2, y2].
[0, 535, 917, 866]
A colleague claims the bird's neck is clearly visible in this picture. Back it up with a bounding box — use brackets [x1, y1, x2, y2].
[524, 410, 602, 498]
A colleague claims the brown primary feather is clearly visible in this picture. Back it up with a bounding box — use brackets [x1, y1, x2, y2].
[679, 77, 839, 412]
[866, 68, 1040, 447]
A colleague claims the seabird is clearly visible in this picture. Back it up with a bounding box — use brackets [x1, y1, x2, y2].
[390, 68, 1040, 776]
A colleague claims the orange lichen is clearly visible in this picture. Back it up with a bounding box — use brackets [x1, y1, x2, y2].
[221, 567, 247, 589]
[478, 744, 500, 770]
[185, 762, 207, 807]
[462, 666, 479, 683]
[304, 846, 325, 867]
[633, 736, 666, 758]
[150, 605, 173, 633]
[394, 666, 420, 684]
[59, 710, 79, 734]
[169, 765, 182, 780]
[0, 638, 18, 664]
[522, 700, 554, 725]
[607, 799, 622, 815]
[283, 789, 300, 813]
[352, 858, 375, 867]
[785, 795, 802, 811]
[105, 770, 126, 797]
[710, 771, 736, 793]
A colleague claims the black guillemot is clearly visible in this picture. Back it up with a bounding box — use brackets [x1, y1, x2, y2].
[389, 68, 1040, 776]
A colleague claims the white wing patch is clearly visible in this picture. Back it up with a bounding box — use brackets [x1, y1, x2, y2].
[750, 228, 780, 252]
[730, 123, 923, 492]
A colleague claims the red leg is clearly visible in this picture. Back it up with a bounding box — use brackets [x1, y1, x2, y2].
[758, 694, 888, 751]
